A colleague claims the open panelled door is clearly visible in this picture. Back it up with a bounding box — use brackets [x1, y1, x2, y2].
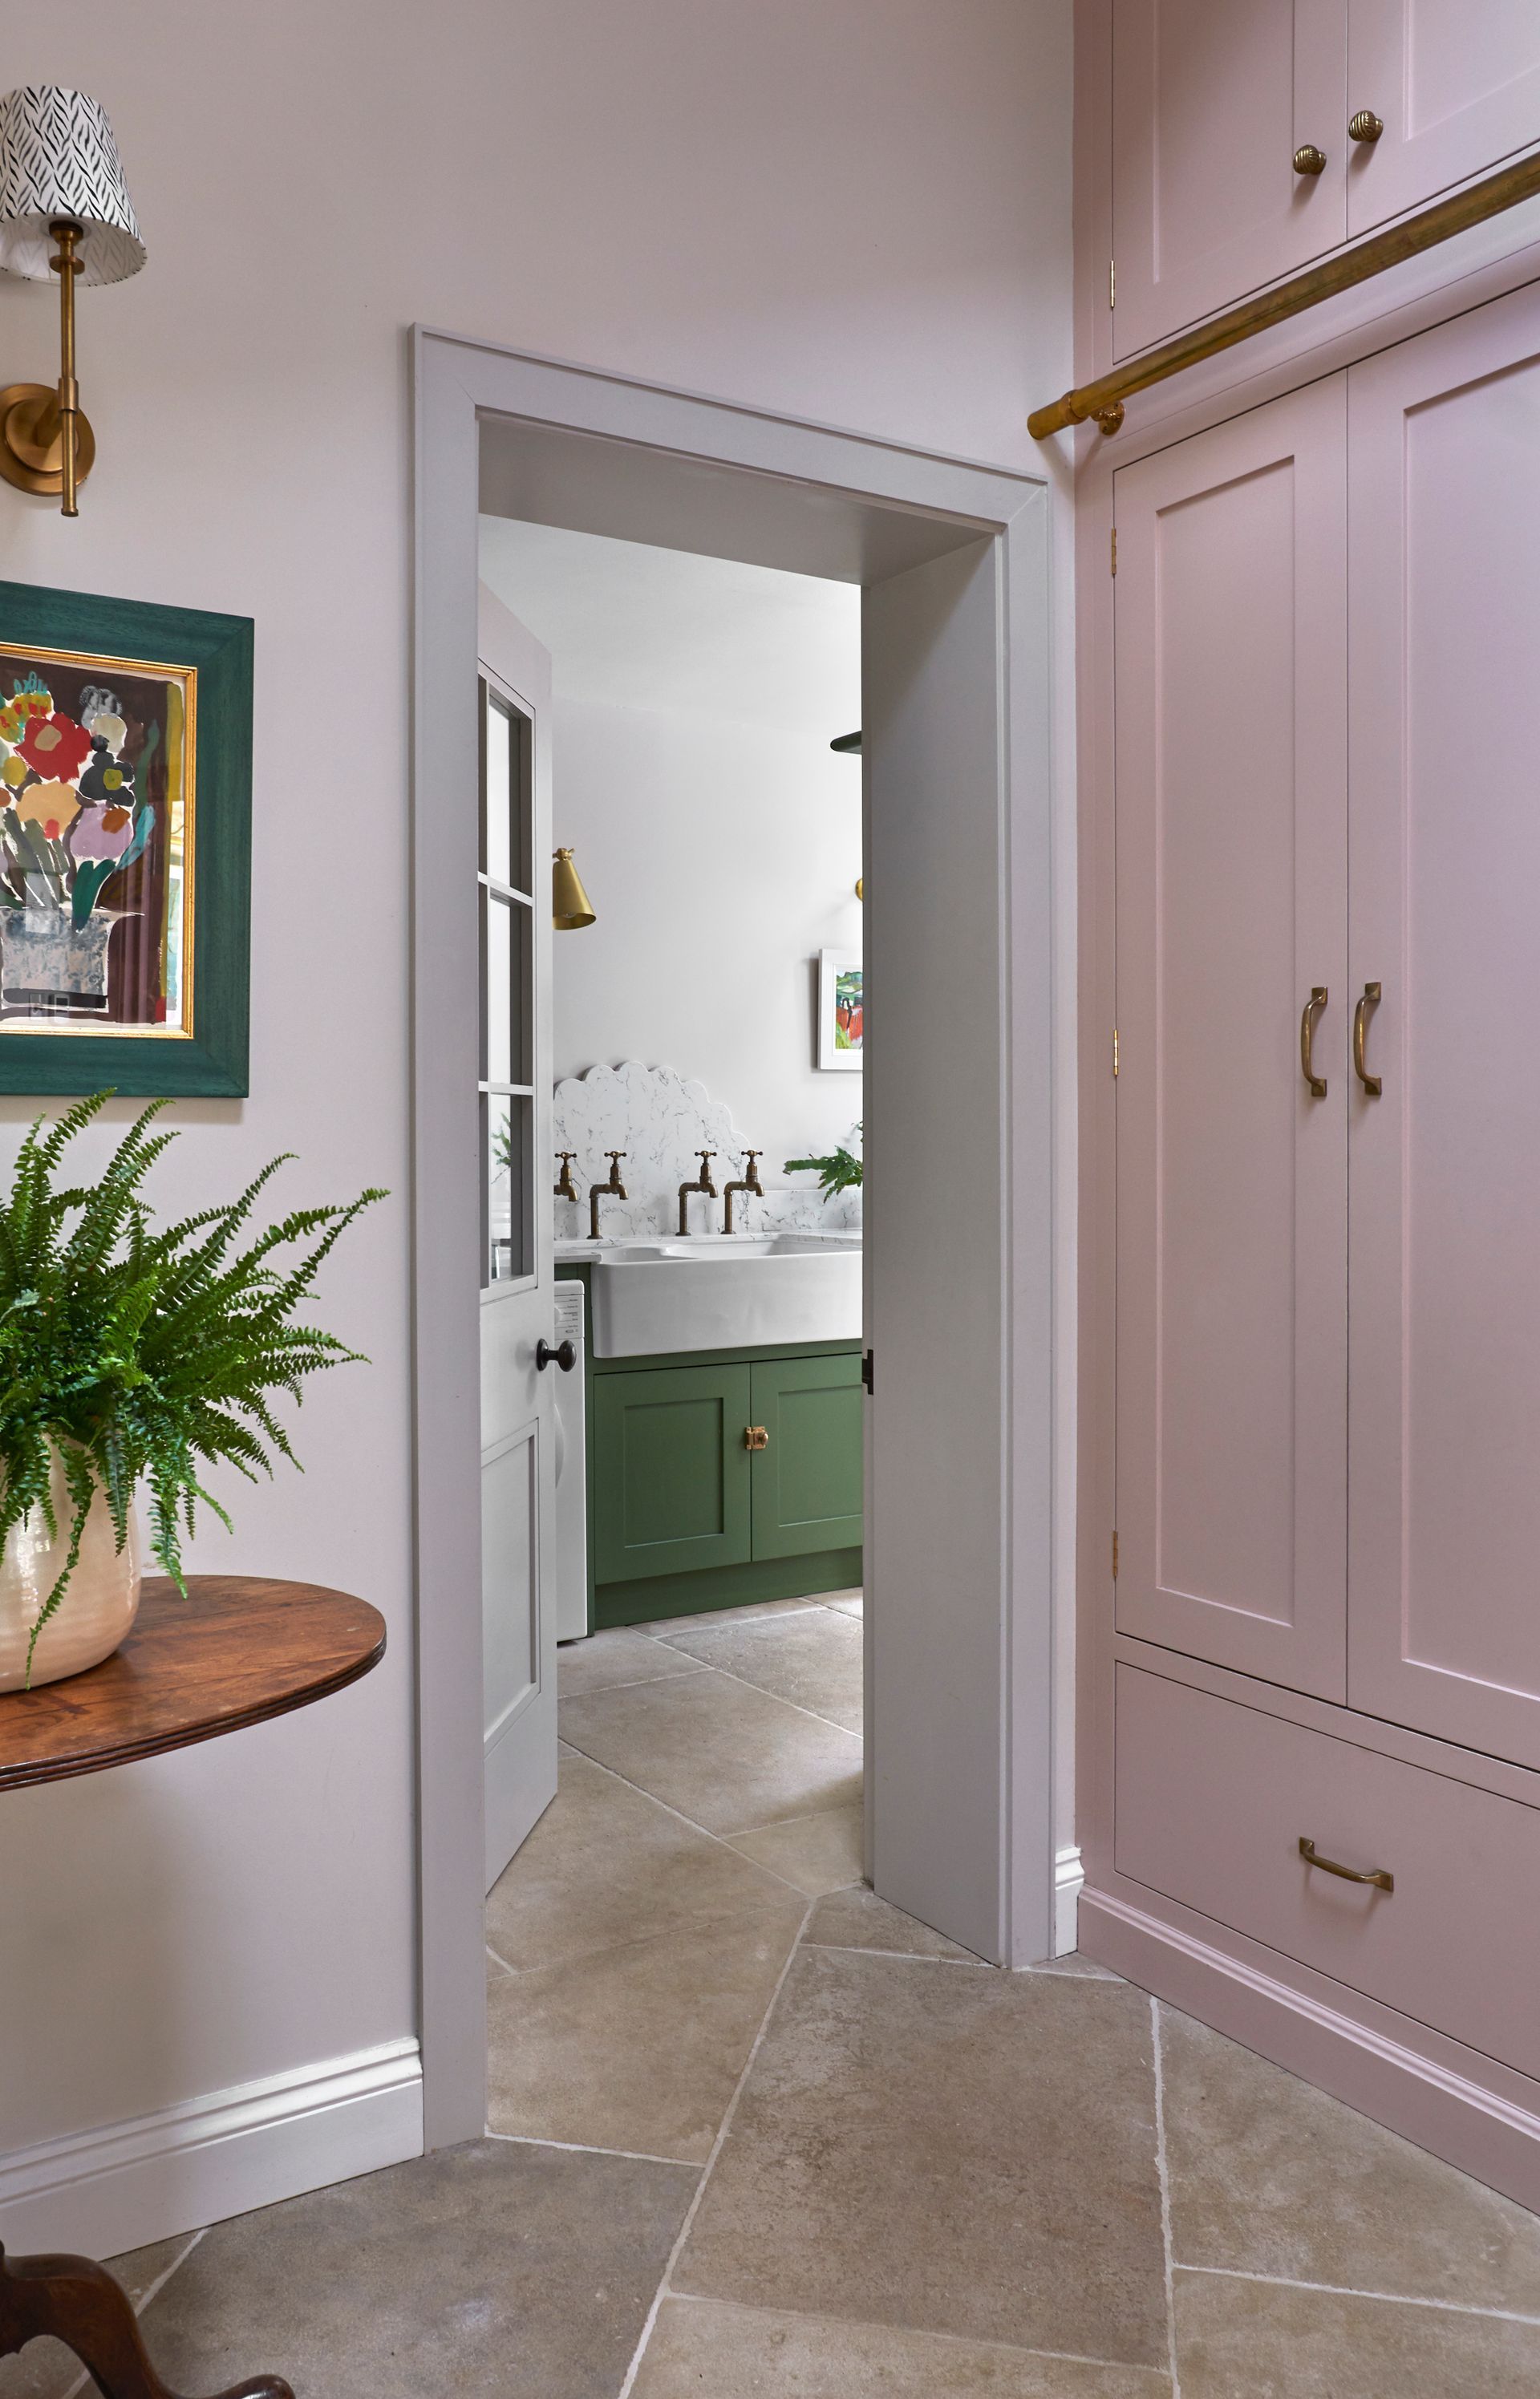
[478, 584, 558, 1892]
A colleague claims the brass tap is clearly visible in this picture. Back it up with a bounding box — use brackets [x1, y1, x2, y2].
[722, 1150, 764, 1235]
[590, 1151, 627, 1240]
[678, 1151, 717, 1234]
[553, 1152, 579, 1203]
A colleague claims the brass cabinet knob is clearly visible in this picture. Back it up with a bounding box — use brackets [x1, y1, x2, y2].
[744, 1425, 770, 1452]
[1293, 144, 1327, 176]
[1349, 110, 1384, 144]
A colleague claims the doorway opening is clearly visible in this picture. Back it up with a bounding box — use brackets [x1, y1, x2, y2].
[412, 333, 1060, 2150]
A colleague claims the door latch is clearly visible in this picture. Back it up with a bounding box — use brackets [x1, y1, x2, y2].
[744, 1425, 770, 1452]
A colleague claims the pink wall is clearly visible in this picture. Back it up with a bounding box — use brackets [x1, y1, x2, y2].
[0, 0, 1074, 2242]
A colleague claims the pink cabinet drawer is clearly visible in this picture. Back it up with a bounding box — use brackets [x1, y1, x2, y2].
[1114, 1665, 1540, 2080]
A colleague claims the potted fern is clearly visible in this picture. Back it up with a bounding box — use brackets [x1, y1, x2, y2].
[0, 1093, 383, 1692]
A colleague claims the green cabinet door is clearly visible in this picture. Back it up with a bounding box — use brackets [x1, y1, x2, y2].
[592, 1362, 753, 1585]
[749, 1352, 865, 1561]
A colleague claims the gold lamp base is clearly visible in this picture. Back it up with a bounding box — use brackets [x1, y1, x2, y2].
[0, 383, 95, 499]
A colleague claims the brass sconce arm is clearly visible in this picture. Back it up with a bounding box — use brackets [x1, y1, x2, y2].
[0, 219, 96, 516]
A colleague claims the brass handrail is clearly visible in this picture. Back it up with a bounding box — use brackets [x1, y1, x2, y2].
[1029, 149, 1540, 440]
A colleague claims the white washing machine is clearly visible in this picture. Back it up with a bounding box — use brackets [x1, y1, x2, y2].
[552, 1279, 590, 1642]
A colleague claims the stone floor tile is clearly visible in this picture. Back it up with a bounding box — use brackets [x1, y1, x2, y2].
[556, 1627, 703, 1697]
[559, 1670, 862, 1834]
[727, 1805, 865, 1896]
[485, 1749, 792, 1973]
[824, 1591, 865, 1618]
[1027, 1951, 1125, 1981]
[631, 2296, 1173, 2395]
[130, 2142, 695, 2399]
[1173, 2267, 1540, 2397]
[644, 1598, 829, 1635]
[675, 1948, 1168, 2366]
[2, 2238, 194, 2399]
[487, 1896, 804, 2162]
[804, 1884, 982, 1961]
[1160, 2008, 1540, 2311]
[657, 1608, 864, 1733]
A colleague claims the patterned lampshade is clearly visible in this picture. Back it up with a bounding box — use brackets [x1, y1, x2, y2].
[0, 87, 144, 285]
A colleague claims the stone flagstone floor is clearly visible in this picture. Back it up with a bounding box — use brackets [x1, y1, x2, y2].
[10, 1592, 1540, 2397]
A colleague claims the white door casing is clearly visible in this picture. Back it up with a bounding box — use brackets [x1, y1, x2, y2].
[478, 585, 558, 1891]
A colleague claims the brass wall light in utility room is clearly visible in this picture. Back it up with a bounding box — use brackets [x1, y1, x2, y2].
[553, 846, 596, 930]
[831, 729, 865, 901]
[0, 87, 145, 517]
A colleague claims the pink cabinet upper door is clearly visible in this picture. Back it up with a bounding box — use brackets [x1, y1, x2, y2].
[1346, 0, 1540, 235]
[1114, 378, 1348, 1700]
[1348, 281, 1540, 1770]
[1111, 0, 1346, 359]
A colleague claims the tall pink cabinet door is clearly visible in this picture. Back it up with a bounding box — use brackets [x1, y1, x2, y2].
[1111, 0, 1345, 359]
[1346, 1, 1540, 235]
[1348, 283, 1540, 1769]
[1115, 379, 1348, 1699]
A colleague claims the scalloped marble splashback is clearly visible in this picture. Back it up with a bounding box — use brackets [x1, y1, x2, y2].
[553, 1061, 861, 1238]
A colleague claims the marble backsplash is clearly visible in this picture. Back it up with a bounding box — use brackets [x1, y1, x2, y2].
[553, 1061, 861, 1238]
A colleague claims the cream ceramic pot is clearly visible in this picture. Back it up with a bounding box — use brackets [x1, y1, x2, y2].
[0, 1452, 142, 1692]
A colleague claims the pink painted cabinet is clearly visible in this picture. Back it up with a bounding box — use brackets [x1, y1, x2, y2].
[1112, 379, 1349, 1700]
[1108, 0, 1540, 355]
[1113, 276, 1540, 1775]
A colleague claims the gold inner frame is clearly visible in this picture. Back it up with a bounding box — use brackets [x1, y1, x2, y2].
[0, 640, 197, 1039]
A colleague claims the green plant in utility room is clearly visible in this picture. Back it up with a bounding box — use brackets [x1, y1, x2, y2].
[0, 1091, 383, 1689]
[784, 1121, 863, 1200]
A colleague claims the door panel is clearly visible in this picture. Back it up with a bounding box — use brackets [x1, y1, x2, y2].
[750, 1353, 864, 1561]
[1347, 0, 1540, 235]
[1115, 379, 1348, 1698]
[593, 1363, 752, 1586]
[1112, 0, 1345, 359]
[479, 586, 557, 1893]
[1348, 284, 1540, 1769]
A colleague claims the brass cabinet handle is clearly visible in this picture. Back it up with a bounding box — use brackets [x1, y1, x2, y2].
[744, 1425, 769, 1452]
[1353, 982, 1383, 1095]
[1300, 986, 1328, 1096]
[1348, 109, 1384, 144]
[1293, 144, 1327, 176]
[1299, 1836, 1393, 1893]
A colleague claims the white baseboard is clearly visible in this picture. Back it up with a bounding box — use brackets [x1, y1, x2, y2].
[0, 2037, 423, 2259]
[1053, 1844, 1084, 1956]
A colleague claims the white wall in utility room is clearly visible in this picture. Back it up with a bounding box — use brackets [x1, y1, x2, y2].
[480, 521, 865, 1194]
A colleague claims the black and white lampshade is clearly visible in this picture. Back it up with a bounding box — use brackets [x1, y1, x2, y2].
[0, 86, 144, 284]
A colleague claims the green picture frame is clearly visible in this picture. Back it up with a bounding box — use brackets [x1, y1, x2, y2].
[0, 579, 251, 1096]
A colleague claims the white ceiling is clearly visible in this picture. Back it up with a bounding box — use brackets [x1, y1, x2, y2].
[477, 517, 861, 734]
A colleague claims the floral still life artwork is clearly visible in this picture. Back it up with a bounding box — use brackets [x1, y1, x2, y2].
[0, 646, 187, 1031]
[817, 949, 865, 1072]
[0, 584, 252, 1098]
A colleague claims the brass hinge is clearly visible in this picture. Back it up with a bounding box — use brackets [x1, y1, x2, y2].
[1109, 257, 1116, 310]
[1110, 526, 1117, 577]
[1112, 1530, 1120, 1578]
[1112, 1027, 1120, 1076]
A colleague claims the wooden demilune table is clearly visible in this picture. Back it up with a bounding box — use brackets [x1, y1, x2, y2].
[0, 1576, 386, 2399]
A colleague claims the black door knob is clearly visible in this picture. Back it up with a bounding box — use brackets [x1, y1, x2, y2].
[536, 1338, 576, 1372]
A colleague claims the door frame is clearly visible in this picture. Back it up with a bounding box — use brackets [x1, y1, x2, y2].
[412, 326, 1064, 2146]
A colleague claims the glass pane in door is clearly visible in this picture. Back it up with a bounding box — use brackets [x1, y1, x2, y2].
[479, 679, 536, 1290]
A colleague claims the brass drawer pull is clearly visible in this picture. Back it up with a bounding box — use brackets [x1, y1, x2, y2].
[1293, 144, 1327, 176]
[1353, 981, 1382, 1095]
[1348, 109, 1384, 144]
[1299, 1836, 1393, 1892]
[744, 1425, 769, 1452]
[1300, 986, 1328, 1096]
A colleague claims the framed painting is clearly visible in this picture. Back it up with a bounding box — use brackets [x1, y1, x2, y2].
[817, 948, 863, 1071]
[0, 581, 251, 1096]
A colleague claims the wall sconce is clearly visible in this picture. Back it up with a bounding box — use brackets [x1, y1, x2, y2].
[0, 87, 144, 517]
[553, 847, 596, 930]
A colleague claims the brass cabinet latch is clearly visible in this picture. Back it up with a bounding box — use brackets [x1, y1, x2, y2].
[744, 1425, 769, 1452]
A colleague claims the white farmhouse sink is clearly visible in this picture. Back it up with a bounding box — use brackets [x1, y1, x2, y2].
[576, 1234, 862, 1357]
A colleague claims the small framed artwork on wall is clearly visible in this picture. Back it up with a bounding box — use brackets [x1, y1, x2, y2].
[0, 580, 252, 1095]
[817, 948, 863, 1071]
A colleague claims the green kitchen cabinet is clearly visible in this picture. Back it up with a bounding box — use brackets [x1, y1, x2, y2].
[592, 1360, 753, 1587]
[749, 1351, 864, 1560]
